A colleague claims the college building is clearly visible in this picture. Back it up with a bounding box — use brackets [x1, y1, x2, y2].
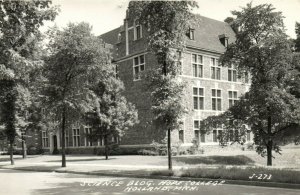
[1, 11, 253, 154]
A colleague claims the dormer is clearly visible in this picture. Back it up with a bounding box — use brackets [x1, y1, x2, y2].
[187, 28, 195, 40]
[219, 34, 229, 47]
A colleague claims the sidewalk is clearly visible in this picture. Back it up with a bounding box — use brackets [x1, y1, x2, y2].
[1, 154, 300, 190]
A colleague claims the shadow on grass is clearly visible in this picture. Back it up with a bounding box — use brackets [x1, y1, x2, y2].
[46, 158, 116, 163]
[173, 155, 255, 165]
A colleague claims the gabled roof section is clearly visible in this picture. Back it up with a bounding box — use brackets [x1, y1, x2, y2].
[99, 26, 121, 45]
[186, 15, 235, 53]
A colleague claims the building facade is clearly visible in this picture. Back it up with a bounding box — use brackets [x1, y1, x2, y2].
[1, 12, 253, 154]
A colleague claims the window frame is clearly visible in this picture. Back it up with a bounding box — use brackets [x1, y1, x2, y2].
[134, 19, 142, 40]
[133, 54, 145, 81]
[42, 131, 49, 148]
[212, 89, 222, 111]
[193, 87, 205, 110]
[228, 64, 237, 82]
[228, 90, 238, 108]
[72, 128, 80, 147]
[210, 57, 221, 80]
[191, 53, 203, 78]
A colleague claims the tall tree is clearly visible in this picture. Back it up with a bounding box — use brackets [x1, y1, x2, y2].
[128, 0, 198, 170]
[0, 0, 58, 165]
[203, 3, 300, 166]
[41, 22, 110, 167]
[295, 22, 300, 52]
[86, 70, 138, 160]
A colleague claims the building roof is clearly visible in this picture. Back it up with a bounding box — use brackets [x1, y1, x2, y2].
[100, 26, 121, 45]
[99, 15, 236, 54]
[186, 15, 235, 53]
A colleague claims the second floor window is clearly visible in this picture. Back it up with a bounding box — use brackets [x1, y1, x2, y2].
[188, 28, 195, 40]
[212, 89, 222, 111]
[134, 20, 142, 40]
[228, 64, 237, 82]
[211, 58, 221, 80]
[193, 87, 204, 110]
[133, 55, 145, 80]
[192, 54, 203, 78]
[228, 91, 238, 108]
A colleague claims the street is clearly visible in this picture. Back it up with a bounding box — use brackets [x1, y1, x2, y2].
[0, 169, 299, 195]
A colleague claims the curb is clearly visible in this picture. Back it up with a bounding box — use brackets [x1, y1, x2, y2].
[1, 166, 300, 190]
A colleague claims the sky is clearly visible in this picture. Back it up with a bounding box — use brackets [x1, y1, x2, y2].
[42, 0, 300, 38]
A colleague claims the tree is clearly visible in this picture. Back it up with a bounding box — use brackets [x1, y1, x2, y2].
[128, 0, 198, 170]
[295, 22, 300, 52]
[85, 70, 138, 160]
[41, 22, 110, 167]
[0, 0, 58, 165]
[202, 3, 300, 166]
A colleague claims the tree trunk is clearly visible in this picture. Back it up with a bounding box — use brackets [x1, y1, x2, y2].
[167, 128, 172, 171]
[61, 107, 66, 167]
[22, 138, 27, 159]
[104, 135, 108, 160]
[267, 116, 272, 166]
[267, 141, 272, 166]
[9, 140, 14, 165]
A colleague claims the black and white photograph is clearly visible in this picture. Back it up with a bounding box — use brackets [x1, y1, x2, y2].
[0, 0, 300, 194]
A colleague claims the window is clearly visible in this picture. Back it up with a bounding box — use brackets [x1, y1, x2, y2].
[228, 91, 238, 108]
[84, 127, 92, 147]
[134, 20, 142, 40]
[65, 130, 69, 147]
[210, 58, 221, 80]
[42, 131, 49, 148]
[213, 130, 217, 142]
[133, 55, 145, 80]
[72, 128, 80, 147]
[192, 54, 203, 78]
[228, 64, 237, 82]
[179, 130, 184, 143]
[188, 28, 195, 40]
[194, 120, 205, 143]
[193, 87, 204, 110]
[212, 89, 222, 111]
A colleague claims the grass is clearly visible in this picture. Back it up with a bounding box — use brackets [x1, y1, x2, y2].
[173, 155, 255, 166]
[151, 167, 300, 184]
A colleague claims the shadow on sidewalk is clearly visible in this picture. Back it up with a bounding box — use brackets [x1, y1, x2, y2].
[46, 158, 116, 163]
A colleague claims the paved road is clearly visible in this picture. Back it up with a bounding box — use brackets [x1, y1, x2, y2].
[0, 169, 299, 195]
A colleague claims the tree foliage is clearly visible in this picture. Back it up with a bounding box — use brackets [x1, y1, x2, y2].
[0, 0, 58, 164]
[41, 22, 110, 166]
[86, 70, 138, 160]
[295, 22, 300, 52]
[203, 3, 300, 166]
[128, 0, 198, 170]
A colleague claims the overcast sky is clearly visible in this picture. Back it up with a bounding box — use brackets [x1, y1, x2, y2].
[43, 0, 300, 38]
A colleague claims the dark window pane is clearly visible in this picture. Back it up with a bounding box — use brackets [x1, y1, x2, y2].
[217, 99, 222, 111]
[216, 68, 221, 80]
[199, 88, 203, 96]
[212, 98, 216, 110]
[193, 88, 198, 95]
[140, 65, 145, 71]
[198, 55, 203, 64]
[140, 55, 144, 64]
[211, 67, 215, 79]
[217, 90, 221, 97]
[193, 64, 197, 77]
[199, 97, 204, 110]
[134, 57, 139, 65]
[194, 121, 199, 129]
[192, 54, 197, 63]
[213, 130, 217, 142]
[228, 70, 232, 81]
[193, 97, 198, 109]
[212, 89, 216, 97]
